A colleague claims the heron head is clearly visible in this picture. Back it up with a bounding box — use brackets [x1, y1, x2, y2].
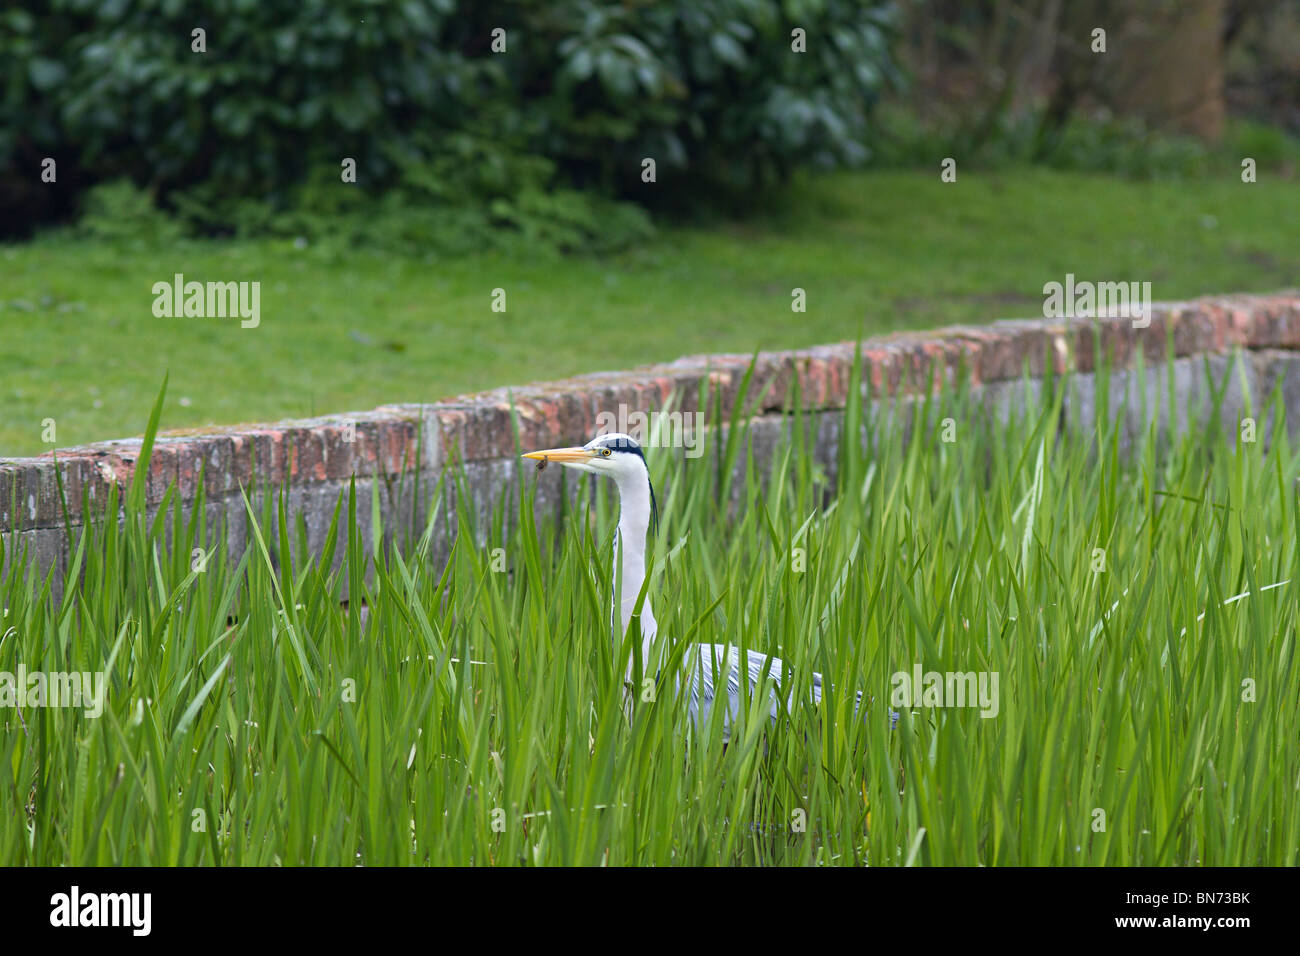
[522, 432, 648, 479]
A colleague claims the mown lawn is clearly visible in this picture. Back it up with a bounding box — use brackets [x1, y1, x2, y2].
[2, 167, 1298, 456]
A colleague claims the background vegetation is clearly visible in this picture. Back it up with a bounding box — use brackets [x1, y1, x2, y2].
[2, 0, 898, 248]
[3, 3, 1299, 459]
[4, 166, 1298, 456]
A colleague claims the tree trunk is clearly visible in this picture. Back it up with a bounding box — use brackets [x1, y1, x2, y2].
[1112, 0, 1225, 141]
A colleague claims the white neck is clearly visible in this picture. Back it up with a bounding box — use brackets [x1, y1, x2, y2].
[611, 467, 657, 680]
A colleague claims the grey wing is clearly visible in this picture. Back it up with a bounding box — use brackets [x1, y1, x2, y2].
[676, 644, 894, 738]
[683, 644, 801, 739]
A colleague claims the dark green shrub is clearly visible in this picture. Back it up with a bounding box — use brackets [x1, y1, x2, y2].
[75, 177, 185, 244]
[1, 0, 899, 247]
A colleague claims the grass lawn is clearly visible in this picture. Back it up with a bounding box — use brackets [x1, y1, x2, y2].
[2, 167, 1298, 456]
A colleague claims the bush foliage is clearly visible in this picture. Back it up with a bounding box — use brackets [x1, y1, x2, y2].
[2, 0, 899, 248]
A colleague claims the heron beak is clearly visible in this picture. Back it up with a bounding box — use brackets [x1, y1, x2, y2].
[521, 446, 595, 465]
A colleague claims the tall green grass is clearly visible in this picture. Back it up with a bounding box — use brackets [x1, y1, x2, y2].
[2, 353, 1298, 865]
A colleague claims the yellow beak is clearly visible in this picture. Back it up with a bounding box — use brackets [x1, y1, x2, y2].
[521, 446, 595, 464]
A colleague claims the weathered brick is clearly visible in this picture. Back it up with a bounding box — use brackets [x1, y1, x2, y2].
[283, 426, 328, 482]
[3, 292, 1298, 583]
[433, 403, 517, 463]
[1159, 302, 1223, 357]
[0, 460, 45, 530]
[1242, 294, 1300, 349]
[146, 440, 182, 504]
[196, 435, 238, 497]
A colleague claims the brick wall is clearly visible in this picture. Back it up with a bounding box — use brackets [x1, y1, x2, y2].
[3, 292, 1298, 594]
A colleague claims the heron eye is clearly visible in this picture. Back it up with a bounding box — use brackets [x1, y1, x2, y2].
[601, 447, 612, 457]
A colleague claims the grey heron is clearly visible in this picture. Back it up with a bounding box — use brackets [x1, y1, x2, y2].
[523, 432, 892, 742]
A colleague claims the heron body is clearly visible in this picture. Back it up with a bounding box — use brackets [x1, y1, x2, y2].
[679, 643, 870, 739]
[524, 432, 883, 741]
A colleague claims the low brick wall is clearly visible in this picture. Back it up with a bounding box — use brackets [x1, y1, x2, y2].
[4, 292, 1299, 595]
